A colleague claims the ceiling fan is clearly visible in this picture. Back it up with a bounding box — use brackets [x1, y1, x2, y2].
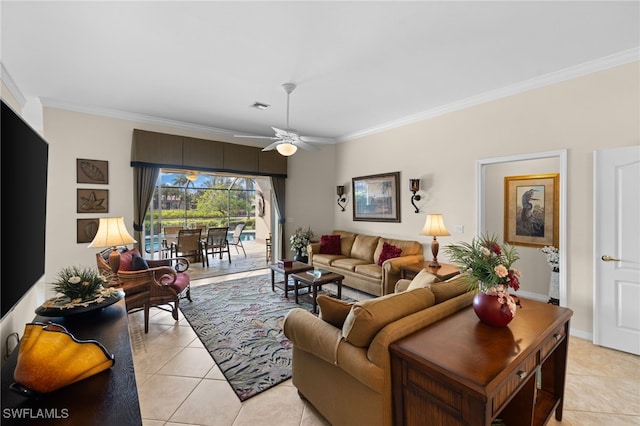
[234, 83, 334, 156]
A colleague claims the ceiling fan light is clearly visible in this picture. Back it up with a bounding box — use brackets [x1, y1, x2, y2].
[276, 143, 297, 156]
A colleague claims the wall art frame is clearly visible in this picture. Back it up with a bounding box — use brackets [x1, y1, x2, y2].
[77, 158, 109, 184]
[352, 171, 400, 222]
[77, 218, 100, 243]
[77, 189, 109, 213]
[504, 173, 559, 248]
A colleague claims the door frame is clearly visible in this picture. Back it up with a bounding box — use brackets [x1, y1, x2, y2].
[476, 149, 568, 306]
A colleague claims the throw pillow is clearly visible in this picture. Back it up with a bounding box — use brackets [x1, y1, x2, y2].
[118, 248, 141, 271]
[342, 288, 435, 347]
[131, 253, 150, 271]
[406, 269, 440, 291]
[377, 242, 402, 266]
[317, 295, 353, 328]
[319, 234, 341, 255]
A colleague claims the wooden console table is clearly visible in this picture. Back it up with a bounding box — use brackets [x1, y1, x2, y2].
[1, 299, 142, 425]
[391, 299, 572, 426]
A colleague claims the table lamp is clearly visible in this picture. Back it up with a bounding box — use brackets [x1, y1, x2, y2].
[420, 214, 450, 268]
[88, 217, 137, 275]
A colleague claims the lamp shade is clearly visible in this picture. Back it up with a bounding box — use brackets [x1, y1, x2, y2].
[276, 143, 298, 156]
[420, 214, 450, 237]
[88, 217, 137, 249]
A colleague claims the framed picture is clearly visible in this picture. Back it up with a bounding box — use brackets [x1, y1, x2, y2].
[77, 189, 109, 213]
[504, 173, 559, 248]
[352, 172, 400, 222]
[77, 159, 108, 184]
[77, 218, 100, 243]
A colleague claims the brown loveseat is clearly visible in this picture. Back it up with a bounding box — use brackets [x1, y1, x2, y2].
[283, 274, 474, 426]
[307, 230, 424, 296]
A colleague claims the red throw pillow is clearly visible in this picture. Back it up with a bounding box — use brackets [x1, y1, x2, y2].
[319, 234, 341, 255]
[377, 242, 402, 266]
[118, 248, 141, 271]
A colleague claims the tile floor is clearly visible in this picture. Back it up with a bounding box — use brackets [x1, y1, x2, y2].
[130, 270, 640, 426]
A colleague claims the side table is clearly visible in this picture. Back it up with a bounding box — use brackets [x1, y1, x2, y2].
[269, 261, 314, 298]
[291, 271, 344, 313]
[400, 261, 460, 281]
[391, 299, 573, 426]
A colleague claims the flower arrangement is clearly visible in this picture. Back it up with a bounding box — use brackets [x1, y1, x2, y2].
[45, 266, 118, 309]
[290, 226, 314, 255]
[540, 245, 559, 271]
[445, 234, 522, 316]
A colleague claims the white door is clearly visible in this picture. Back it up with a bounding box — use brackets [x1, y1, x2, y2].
[594, 145, 640, 355]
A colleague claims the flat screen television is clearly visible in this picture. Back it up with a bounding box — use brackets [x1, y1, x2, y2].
[1, 100, 49, 319]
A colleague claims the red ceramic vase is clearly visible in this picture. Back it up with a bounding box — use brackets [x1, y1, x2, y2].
[472, 292, 514, 327]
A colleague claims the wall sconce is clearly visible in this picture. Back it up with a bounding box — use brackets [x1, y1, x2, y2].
[336, 186, 346, 211]
[410, 179, 421, 213]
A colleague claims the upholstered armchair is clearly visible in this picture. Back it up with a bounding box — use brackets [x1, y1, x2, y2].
[95, 247, 192, 331]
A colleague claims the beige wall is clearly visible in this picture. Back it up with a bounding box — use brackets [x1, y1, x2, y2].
[3, 61, 637, 343]
[287, 61, 639, 336]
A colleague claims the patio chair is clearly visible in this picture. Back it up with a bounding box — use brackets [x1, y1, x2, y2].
[171, 228, 205, 267]
[228, 223, 247, 257]
[204, 226, 231, 264]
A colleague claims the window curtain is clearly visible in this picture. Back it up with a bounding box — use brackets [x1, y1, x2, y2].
[271, 176, 286, 259]
[133, 166, 160, 253]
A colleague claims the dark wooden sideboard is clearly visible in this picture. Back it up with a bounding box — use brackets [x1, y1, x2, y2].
[391, 299, 572, 426]
[1, 299, 142, 425]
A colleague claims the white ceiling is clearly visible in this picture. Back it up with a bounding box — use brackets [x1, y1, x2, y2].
[2, 1, 639, 144]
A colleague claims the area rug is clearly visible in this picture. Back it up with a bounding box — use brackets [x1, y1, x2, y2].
[178, 273, 351, 401]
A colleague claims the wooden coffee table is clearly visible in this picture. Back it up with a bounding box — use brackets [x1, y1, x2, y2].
[291, 271, 344, 314]
[269, 261, 314, 298]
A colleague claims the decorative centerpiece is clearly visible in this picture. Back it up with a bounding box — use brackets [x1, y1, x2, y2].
[290, 226, 314, 263]
[36, 266, 123, 317]
[445, 234, 522, 327]
[540, 245, 560, 305]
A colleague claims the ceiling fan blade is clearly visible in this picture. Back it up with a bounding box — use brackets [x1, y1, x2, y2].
[295, 140, 320, 152]
[262, 140, 283, 151]
[233, 134, 278, 140]
[299, 135, 336, 144]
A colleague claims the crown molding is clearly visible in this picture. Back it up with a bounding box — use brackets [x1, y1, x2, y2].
[340, 48, 640, 142]
[0, 63, 27, 108]
[39, 98, 238, 137]
[36, 48, 639, 143]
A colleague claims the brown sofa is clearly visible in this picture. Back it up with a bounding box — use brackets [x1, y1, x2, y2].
[307, 230, 424, 296]
[283, 274, 473, 426]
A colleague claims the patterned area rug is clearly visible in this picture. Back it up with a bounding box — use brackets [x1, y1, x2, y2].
[179, 273, 349, 401]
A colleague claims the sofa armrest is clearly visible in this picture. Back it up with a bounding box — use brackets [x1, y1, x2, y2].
[381, 254, 424, 294]
[284, 308, 343, 365]
[307, 242, 321, 259]
[394, 279, 411, 293]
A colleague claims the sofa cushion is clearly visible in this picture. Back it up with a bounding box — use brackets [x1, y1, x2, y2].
[333, 230, 356, 257]
[319, 234, 342, 255]
[430, 277, 469, 304]
[331, 257, 370, 272]
[373, 237, 422, 261]
[313, 253, 345, 267]
[119, 248, 141, 271]
[406, 269, 440, 291]
[377, 242, 402, 266]
[342, 288, 435, 347]
[354, 263, 383, 280]
[317, 295, 353, 328]
[132, 253, 150, 270]
[350, 234, 380, 263]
